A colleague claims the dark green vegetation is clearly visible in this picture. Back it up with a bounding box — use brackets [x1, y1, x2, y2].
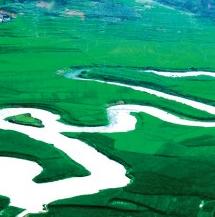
[0, 0, 215, 125]
[1, 0, 215, 216]
[43, 190, 206, 217]
[0, 206, 24, 217]
[5, 113, 44, 128]
[67, 112, 215, 155]
[62, 111, 215, 217]
[0, 196, 10, 211]
[74, 66, 215, 106]
[0, 130, 89, 183]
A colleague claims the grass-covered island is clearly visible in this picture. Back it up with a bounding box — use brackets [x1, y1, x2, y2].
[6, 113, 44, 128]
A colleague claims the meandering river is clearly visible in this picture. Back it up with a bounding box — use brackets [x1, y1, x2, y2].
[1, 72, 215, 216]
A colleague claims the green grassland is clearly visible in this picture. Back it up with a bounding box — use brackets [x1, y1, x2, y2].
[61, 112, 215, 217]
[0, 130, 89, 183]
[0, 2, 215, 126]
[1, 0, 215, 216]
[0, 2, 215, 128]
[77, 66, 215, 105]
[0, 196, 9, 211]
[6, 113, 44, 128]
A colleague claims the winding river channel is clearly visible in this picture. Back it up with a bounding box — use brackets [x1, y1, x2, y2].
[1, 71, 215, 216]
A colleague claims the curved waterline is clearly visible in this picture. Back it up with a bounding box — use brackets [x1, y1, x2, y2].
[69, 70, 215, 115]
[143, 69, 215, 78]
[1, 101, 215, 216]
[0, 108, 130, 217]
[2, 69, 215, 216]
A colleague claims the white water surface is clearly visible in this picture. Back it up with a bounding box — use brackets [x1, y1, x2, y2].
[71, 72, 215, 115]
[1, 103, 215, 216]
[143, 69, 215, 78]
[0, 108, 130, 217]
[2, 70, 215, 216]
